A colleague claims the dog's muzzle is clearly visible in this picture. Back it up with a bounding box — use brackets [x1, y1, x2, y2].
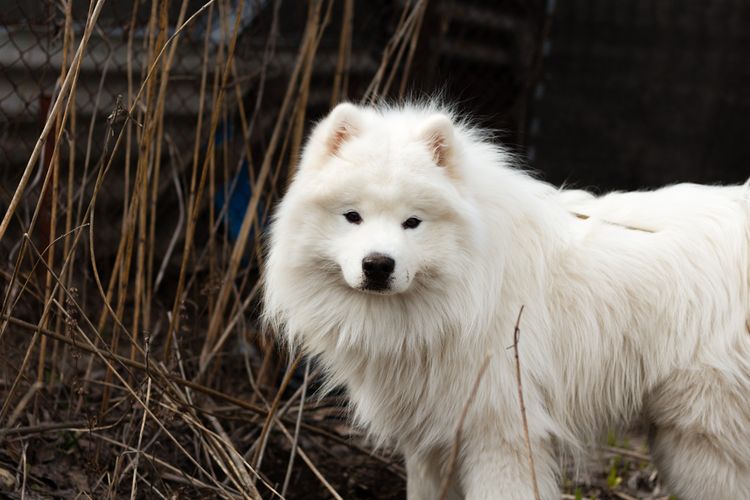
[362, 252, 395, 291]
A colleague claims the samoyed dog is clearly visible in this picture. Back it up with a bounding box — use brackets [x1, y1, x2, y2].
[263, 102, 750, 499]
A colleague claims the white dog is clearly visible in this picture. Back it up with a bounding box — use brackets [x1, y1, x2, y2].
[263, 102, 750, 499]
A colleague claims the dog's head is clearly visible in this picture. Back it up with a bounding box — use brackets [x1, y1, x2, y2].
[273, 102, 479, 297]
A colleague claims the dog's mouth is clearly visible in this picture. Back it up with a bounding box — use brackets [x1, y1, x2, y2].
[356, 269, 416, 295]
[360, 278, 394, 294]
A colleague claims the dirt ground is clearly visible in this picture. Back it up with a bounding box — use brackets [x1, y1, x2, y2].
[0, 344, 673, 500]
[0, 429, 669, 499]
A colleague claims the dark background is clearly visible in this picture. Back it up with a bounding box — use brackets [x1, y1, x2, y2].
[3, 0, 749, 194]
[403, 0, 750, 190]
[530, 0, 750, 190]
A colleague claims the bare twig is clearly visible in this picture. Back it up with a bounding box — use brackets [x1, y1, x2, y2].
[282, 359, 310, 496]
[130, 377, 151, 500]
[512, 305, 541, 500]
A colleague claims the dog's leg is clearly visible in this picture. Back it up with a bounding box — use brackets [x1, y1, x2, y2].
[650, 425, 750, 499]
[406, 449, 456, 500]
[459, 435, 558, 500]
[648, 361, 750, 500]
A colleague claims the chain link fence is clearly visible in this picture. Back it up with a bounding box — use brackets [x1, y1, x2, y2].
[1, 1, 214, 168]
[0, 0, 542, 171]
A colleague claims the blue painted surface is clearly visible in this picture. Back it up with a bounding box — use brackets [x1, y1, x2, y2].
[215, 160, 268, 244]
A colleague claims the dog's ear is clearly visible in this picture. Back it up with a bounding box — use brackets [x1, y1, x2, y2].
[418, 114, 455, 169]
[324, 102, 361, 156]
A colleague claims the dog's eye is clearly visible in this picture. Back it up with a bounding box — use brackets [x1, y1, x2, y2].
[402, 217, 421, 229]
[344, 211, 362, 224]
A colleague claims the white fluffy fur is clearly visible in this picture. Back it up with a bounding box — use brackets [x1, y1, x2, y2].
[263, 102, 750, 499]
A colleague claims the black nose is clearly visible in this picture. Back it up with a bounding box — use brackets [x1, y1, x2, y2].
[362, 253, 395, 285]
